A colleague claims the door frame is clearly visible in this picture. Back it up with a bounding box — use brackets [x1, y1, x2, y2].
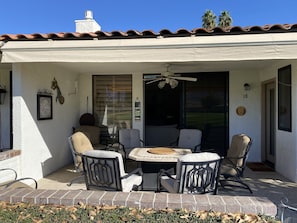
[261, 78, 276, 165]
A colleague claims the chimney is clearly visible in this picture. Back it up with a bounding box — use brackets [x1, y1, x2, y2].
[75, 10, 101, 32]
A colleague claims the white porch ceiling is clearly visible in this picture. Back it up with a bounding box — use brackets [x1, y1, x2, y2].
[52, 60, 279, 74]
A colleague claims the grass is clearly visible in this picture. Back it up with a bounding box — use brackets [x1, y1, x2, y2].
[0, 201, 280, 223]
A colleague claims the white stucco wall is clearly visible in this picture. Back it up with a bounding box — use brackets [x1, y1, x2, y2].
[260, 61, 297, 181]
[229, 69, 261, 162]
[12, 63, 80, 179]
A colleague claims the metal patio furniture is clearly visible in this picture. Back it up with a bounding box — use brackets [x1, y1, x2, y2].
[82, 150, 143, 192]
[278, 198, 297, 223]
[158, 152, 222, 194]
[220, 133, 253, 193]
[0, 168, 37, 189]
[68, 131, 96, 186]
[118, 129, 144, 159]
[176, 128, 202, 152]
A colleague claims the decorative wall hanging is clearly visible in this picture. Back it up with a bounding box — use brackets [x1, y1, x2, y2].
[51, 78, 65, 104]
[236, 106, 246, 116]
[37, 94, 53, 120]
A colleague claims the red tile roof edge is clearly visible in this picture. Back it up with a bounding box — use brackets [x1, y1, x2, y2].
[1, 23, 297, 41]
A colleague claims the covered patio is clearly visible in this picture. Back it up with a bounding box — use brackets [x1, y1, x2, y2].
[0, 163, 295, 219]
[37, 163, 297, 206]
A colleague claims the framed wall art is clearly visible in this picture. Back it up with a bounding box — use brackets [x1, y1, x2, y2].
[37, 94, 53, 120]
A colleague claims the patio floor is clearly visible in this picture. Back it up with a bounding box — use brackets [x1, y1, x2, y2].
[37, 162, 297, 207]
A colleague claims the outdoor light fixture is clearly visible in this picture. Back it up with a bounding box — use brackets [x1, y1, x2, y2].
[157, 78, 179, 89]
[0, 85, 7, 105]
[244, 83, 251, 91]
[243, 83, 251, 98]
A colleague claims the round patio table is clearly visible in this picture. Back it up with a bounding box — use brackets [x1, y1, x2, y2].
[128, 147, 192, 191]
[128, 147, 192, 162]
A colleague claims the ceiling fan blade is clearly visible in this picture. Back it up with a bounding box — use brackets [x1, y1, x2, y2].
[171, 76, 197, 82]
[145, 78, 163, 84]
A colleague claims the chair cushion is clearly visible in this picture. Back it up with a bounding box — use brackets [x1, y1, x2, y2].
[179, 152, 220, 162]
[220, 164, 238, 176]
[74, 126, 100, 146]
[227, 134, 251, 167]
[72, 132, 94, 154]
[178, 129, 202, 151]
[121, 174, 142, 192]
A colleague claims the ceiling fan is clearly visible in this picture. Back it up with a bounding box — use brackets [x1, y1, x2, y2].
[143, 64, 197, 89]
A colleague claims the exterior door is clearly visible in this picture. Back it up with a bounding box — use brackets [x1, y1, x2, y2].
[264, 81, 276, 164]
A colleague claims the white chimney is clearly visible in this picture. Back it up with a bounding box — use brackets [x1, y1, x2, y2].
[75, 10, 101, 32]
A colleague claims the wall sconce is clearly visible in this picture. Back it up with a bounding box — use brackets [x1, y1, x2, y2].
[243, 83, 251, 98]
[0, 85, 7, 105]
[244, 83, 251, 91]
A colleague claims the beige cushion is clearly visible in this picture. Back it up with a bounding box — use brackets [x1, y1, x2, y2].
[71, 132, 94, 168]
[226, 134, 251, 167]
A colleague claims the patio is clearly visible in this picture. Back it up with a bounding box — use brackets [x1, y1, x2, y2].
[35, 163, 297, 214]
[0, 162, 296, 219]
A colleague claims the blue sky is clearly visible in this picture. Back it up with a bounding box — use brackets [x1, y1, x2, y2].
[1, 0, 297, 34]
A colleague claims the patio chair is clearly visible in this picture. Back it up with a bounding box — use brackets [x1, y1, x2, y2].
[219, 133, 253, 193]
[278, 198, 297, 223]
[73, 113, 107, 150]
[118, 129, 144, 159]
[67, 131, 95, 186]
[158, 152, 222, 194]
[176, 129, 202, 152]
[0, 168, 37, 189]
[82, 150, 143, 192]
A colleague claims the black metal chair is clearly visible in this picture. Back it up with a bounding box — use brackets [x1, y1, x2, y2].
[220, 134, 253, 193]
[67, 131, 95, 186]
[118, 129, 144, 159]
[82, 150, 143, 192]
[158, 152, 222, 194]
[0, 168, 37, 189]
[278, 198, 297, 223]
[175, 129, 202, 152]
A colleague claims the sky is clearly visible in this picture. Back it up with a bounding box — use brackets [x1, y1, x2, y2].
[1, 0, 297, 34]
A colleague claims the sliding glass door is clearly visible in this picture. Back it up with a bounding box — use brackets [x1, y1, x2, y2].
[145, 72, 229, 155]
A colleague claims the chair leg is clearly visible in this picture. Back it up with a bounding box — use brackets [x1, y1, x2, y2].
[67, 174, 84, 186]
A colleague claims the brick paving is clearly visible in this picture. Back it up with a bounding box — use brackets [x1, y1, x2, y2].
[0, 188, 277, 216]
[1, 163, 297, 218]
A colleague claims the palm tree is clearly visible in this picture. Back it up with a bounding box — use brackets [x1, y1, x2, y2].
[202, 10, 217, 30]
[218, 10, 232, 28]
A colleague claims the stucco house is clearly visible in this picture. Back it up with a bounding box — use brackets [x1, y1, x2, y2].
[0, 11, 297, 183]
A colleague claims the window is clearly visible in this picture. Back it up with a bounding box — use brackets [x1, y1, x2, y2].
[278, 65, 292, 132]
[93, 75, 132, 140]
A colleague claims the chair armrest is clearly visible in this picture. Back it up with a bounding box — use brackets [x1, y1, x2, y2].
[5, 177, 38, 189]
[193, 144, 201, 152]
[122, 168, 143, 179]
[0, 168, 18, 181]
[159, 168, 176, 180]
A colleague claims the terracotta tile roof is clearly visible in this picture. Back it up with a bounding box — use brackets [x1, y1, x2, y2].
[1, 24, 297, 41]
